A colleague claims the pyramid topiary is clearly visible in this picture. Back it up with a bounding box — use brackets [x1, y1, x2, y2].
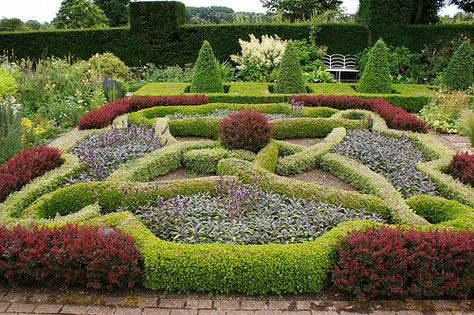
[190, 41, 224, 93]
[358, 39, 392, 94]
[442, 41, 474, 91]
[274, 42, 306, 94]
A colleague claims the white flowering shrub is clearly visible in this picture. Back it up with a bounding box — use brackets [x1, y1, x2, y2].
[231, 34, 287, 82]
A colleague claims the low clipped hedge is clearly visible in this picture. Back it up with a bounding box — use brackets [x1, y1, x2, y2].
[406, 194, 474, 229]
[276, 128, 346, 176]
[183, 148, 229, 174]
[90, 210, 381, 294]
[253, 140, 279, 172]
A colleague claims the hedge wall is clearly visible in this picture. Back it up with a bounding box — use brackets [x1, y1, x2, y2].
[0, 1, 473, 67]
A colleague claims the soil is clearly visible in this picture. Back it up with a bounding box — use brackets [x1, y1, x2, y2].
[289, 168, 358, 192]
[175, 136, 212, 142]
[153, 168, 210, 182]
[282, 138, 323, 147]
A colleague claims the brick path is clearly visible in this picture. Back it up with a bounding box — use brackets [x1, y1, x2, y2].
[432, 133, 472, 153]
[0, 290, 472, 315]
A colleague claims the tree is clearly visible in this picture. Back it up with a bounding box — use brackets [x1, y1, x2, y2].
[53, 0, 109, 29]
[190, 41, 224, 93]
[0, 18, 28, 32]
[274, 42, 306, 94]
[260, 0, 342, 21]
[185, 6, 235, 24]
[358, 39, 392, 94]
[442, 41, 474, 91]
[25, 20, 42, 30]
[93, 0, 130, 27]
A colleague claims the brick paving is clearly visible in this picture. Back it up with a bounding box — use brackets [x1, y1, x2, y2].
[0, 290, 472, 315]
[432, 133, 472, 153]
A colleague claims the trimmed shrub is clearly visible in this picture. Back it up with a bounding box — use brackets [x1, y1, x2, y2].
[253, 140, 279, 172]
[78, 95, 208, 129]
[290, 95, 428, 133]
[87, 52, 129, 80]
[448, 152, 474, 187]
[358, 39, 392, 94]
[274, 42, 306, 94]
[333, 226, 474, 301]
[190, 41, 224, 93]
[0, 224, 141, 290]
[220, 111, 272, 152]
[183, 148, 229, 174]
[0, 146, 63, 202]
[406, 194, 473, 228]
[442, 41, 474, 91]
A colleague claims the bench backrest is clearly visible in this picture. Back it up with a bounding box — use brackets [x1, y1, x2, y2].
[324, 54, 357, 70]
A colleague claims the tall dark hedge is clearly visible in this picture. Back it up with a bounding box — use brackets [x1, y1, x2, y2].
[0, 1, 473, 67]
[190, 41, 224, 93]
[274, 42, 306, 94]
[358, 39, 392, 94]
[442, 41, 474, 91]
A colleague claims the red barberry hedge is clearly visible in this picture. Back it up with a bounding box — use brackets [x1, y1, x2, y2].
[448, 152, 474, 187]
[0, 146, 63, 202]
[219, 110, 272, 152]
[78, 95, 208, 130]
[0, 225, 141, 290]
[332, 226, 473, 301]
[289, 95, 428, 133]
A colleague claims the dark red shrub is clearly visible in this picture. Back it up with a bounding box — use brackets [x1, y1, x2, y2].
[0, 146, 63, 202]
[219, 110, 272, 152]
[0, 224, 141, 290]
[78, 95, 208, 129]
[332, 226, 473, 301]
[448, 152, 474, 187]
[289, 95, 428, 133]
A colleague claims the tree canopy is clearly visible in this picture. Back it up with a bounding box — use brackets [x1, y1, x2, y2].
[260, 0, 343, 21]
[93, 0, 130, 27]
[53, 0, 109, 29]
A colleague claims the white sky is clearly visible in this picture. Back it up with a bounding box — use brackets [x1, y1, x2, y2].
[0, 0, 461, 23]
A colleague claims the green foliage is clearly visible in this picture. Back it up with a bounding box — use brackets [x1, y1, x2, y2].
[53, 0, 109, 29]
[406, 194, 474, 229]
[271, 118, 360, 139]
[358, 39, 392, 94]
[93, 0, 130, 27]
[183, 148, 229, 174]
[0, 97, 22, 163]
[274, 42, 306, 94]
[442, 41, 474, 91]
[143, 64, 193, 83]
[87, 52, 129, 80]
[260, 0, 343, 22]
[0, 18, 29, 32]
[190, 41, 224, 93]
[0, 68, 18, 98]
[130, 1, 185, 37]
[253, 140, 279, 172]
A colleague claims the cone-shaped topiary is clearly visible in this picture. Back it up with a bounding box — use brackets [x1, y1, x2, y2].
[358, 39, 392, 94]
[190, 41, 224, 93]
[274, 42, 306, 94]
[442, 41, 473, 91]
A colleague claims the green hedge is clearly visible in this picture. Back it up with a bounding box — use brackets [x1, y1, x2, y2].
[271, 118, 361, 139]
[406, 194, 474, 229]
[276, 127, 346, 176]
[183, 148, 229, 174]
[253, 140, 279, 172]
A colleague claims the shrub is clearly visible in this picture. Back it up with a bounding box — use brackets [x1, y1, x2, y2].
[0, 97, 22, 163]
[419, 90, 469, 134]
[442, 41, 474, 91]
[332, 226, 473, 301]
[290, 95, 428, 133]
[78, 95, 208, 129]
[0, 146, 63, 202]
[0, 68, 18, 98]
[332, 130, 436, 198]
[70, 123, 167, 182]
[130, 178, 384, 245]
[358, 39, 392, 94]
[0, 224, 141, 290]
[448, 152, 474, 187]
[190, 41, 224, 93]
[274, 42, 306, 94]
[182, 148, 229, 174]
[102, 79, 125, 101]
[230, 34, 287, 82]
[219, 110, 272, 152]
[87, 52, 129, 80]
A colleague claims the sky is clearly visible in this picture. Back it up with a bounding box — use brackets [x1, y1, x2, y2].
[0, 0, 461, 23]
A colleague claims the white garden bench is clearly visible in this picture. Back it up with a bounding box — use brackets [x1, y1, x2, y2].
[323, 54, 359, 82]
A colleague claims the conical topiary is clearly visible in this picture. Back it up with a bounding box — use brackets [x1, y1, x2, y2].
[274, 42, 306, 94]
[190, 41, 224, 93]
[358, 39, 392, 94]
[442, 41, 474, 91]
